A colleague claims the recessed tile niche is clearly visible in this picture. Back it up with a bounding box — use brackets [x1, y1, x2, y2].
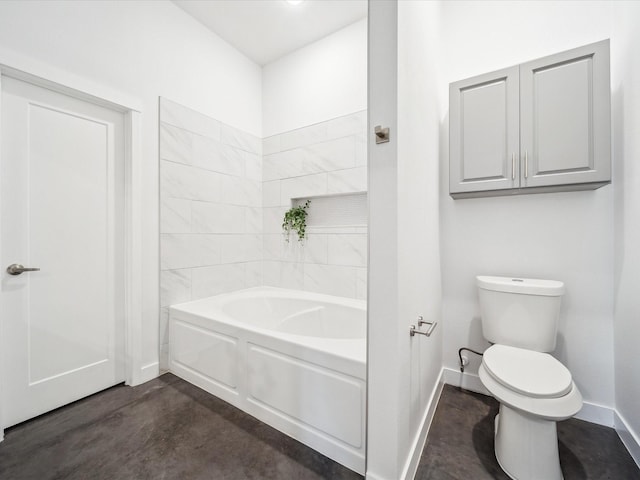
[293, 193, 367, 228]
[159, 99, 368, 369]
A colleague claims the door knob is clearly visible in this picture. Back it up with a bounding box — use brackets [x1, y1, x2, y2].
[6, 264, 40, 275]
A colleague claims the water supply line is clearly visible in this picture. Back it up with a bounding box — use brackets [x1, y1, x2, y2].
[458, 347, 484, 373]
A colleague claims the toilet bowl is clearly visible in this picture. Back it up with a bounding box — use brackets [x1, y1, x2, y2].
[476, 276, 583, 480]
[479, 345, 582, 480]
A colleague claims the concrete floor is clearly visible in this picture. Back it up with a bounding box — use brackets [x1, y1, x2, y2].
[0, 375, 637, 479]
[416, 384, 640, 480]
[0, 374, 360, 480]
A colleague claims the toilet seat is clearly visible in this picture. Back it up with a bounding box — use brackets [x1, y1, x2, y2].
[479, 346, 583, 421]
[482, 344, 572, 399]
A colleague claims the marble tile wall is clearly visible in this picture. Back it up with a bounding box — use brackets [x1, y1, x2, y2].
[159, 98, 262, 368]
[262, 111, 368, 300]
[159, 103, 368, 369]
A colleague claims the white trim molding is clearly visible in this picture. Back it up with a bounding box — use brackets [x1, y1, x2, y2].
[0, 75, 3, 440]
[401, 369, 445, 480]
[442, 367, 490, 396]
[139, 362, 161, 385]
[615, 411, 640, 469]
[0, 62, 146, 443]
[0, 46, 142, 113]
[575, 401, 615, 428]
[442, 367, 616, 428]
[365, 472, 387, 480]
[123, 110, 146, 386]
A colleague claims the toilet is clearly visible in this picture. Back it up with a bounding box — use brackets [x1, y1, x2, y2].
[476, 276, 583, 480]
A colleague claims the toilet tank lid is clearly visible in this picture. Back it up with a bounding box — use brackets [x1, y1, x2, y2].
[477, 276, 565, 296]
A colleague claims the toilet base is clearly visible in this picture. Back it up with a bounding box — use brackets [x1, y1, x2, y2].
[494, 404, 564, 480]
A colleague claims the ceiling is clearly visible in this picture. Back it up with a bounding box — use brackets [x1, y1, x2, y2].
[172, 0, 368, 66]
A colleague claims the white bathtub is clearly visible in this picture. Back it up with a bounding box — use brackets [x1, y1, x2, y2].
[168, 287, 366, 474]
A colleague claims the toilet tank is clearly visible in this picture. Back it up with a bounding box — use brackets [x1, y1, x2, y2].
[476, 276, 565, 352]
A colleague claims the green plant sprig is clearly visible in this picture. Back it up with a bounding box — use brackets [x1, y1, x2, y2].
[282, 200, 311, 243]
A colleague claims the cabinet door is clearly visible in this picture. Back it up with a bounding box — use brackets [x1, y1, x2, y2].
[520, 40, 610, 188]
[450, 66, 519, 196]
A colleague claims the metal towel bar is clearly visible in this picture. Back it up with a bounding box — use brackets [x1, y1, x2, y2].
[410, 316, 438, 337]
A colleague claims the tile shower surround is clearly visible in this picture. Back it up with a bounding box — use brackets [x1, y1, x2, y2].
[262, 111, 367, 300]
[159, 99, 367, 367]
[159, 99, 263, 367]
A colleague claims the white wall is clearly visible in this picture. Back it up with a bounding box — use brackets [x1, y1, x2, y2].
[261, 20, 368, 299]
[367, 2, 443, 479]
[612, 1, 640, 462]
[262, 18, 367, 137]
[0, 0, 262, 376]
[439, 1, 616, 409]
[397, 1, 444, 477]
[366, 2, 400, 477]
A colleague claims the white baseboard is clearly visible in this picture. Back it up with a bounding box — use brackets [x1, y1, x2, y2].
[574, 401, 615, 427]
[615, 410, 640, 469]
[365, 472, 387, 480]
[136, 361, 159, 385]
[442, 367, 489, 395]
[441, 367, 615, 428]
[365, 369, 446, 480]
[401, 369, 445, 480]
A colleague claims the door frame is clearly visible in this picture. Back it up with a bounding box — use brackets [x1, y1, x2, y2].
[0, 62, 144, 440]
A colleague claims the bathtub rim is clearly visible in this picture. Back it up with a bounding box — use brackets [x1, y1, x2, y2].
[169, 286, 367, 368]
[170, 286, 366, 313]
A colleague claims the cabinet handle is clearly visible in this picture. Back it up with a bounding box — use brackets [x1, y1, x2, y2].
[511, 153, 515, 180]
[524, 150, 528, 179]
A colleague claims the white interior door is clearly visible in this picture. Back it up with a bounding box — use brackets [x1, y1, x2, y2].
[0, 76, 125, 428]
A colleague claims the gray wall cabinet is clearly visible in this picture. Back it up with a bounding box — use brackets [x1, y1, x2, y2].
[450, 40, 610, 199]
